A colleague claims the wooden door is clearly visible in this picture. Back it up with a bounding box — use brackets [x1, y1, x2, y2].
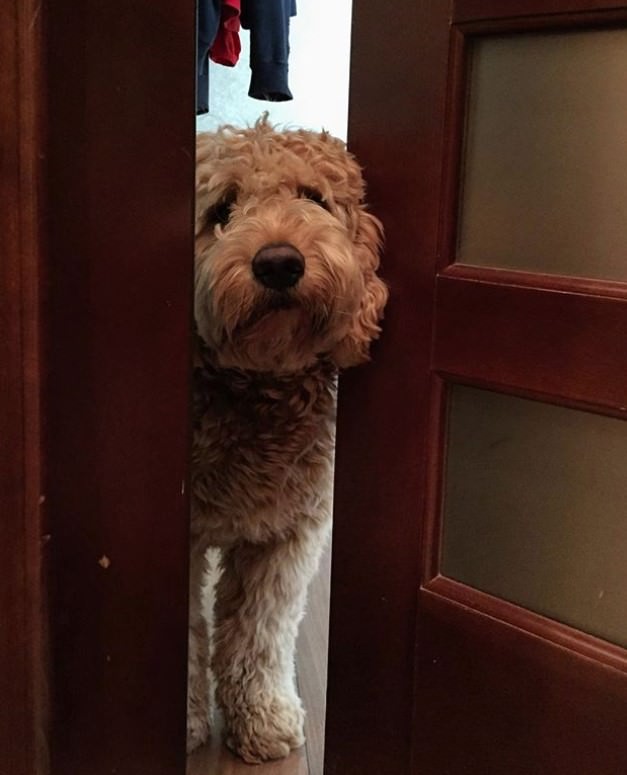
[1, 1, 46, 773]
[327, 1, 627, 774]
[43, 2, 196, 774]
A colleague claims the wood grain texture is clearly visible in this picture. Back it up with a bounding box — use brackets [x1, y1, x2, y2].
[426, 577, 627, 673]
[325, 3, 453, 774]
[413, 2, 627, 772]
[434, 271, 627, 412]
[414, 586, 627, 774]
[0, 0, 47, 772]
[454, 0, 627, 22]
[45, 2, 196, 773]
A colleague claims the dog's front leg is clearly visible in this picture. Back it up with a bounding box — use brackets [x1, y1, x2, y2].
[213, 525, 328, 763]
[186, 544, 212, 753]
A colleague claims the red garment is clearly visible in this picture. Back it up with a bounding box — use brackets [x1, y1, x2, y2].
[210, 0, 241, 66]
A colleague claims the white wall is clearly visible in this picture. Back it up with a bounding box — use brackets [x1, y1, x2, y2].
[196, 0, 353, 141]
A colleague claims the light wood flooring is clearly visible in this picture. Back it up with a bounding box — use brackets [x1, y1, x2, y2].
[187, 541, 331, 775]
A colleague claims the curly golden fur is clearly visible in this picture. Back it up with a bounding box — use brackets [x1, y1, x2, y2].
[188, 119, 388, 763]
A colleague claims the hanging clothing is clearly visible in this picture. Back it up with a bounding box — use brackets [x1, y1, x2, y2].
[241, 0, 297, 102]
[210, 0, 242, 67]
[196, 0, 297, 113]
[196, 0, 221, 114]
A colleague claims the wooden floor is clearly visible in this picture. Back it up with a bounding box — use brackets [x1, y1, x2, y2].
[187, 541, 331, 775]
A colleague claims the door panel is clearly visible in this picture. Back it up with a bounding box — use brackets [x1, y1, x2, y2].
[325, 3, 452, 773]
[45, 3, 195, 774]
[434, 270, 627, 411]
[414, 2, 627, 773]
[415, 588, 627, 775]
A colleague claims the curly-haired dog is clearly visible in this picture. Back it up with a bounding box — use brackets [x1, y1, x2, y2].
[188, 119, 388, 763]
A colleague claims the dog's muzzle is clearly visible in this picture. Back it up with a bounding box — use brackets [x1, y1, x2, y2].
[252, 243, 305, 291]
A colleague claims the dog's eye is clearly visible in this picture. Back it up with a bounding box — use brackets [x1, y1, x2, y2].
[298, 187, 330, 211]
[208, 190, 237, 226]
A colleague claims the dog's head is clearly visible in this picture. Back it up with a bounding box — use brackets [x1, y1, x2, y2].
[195, 119, 388, 373]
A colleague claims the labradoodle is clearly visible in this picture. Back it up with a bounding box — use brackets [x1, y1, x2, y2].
[188, 119, 388, 763]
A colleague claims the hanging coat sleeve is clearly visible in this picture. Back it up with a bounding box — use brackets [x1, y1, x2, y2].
[197, 0, 222, 114]
[240, 0, 297, 102]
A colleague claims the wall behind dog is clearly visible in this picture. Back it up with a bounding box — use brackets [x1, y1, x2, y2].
[196, 0, 353, 141]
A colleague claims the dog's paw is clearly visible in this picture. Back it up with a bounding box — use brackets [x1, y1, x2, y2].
[186, 708, 211, 754]
[224, 693, 305, 763]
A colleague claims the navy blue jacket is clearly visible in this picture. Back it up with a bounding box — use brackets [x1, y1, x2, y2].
[196, 0, 221, 114]
[241, 0, 297, 102]
[196, 0, 297, 113]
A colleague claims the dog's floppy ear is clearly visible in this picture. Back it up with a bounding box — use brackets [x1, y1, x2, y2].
[331, 208, 389, 368]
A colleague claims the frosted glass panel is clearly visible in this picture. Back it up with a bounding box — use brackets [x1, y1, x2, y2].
[457, 30, 627, 281]
[442, 386, 627, 647]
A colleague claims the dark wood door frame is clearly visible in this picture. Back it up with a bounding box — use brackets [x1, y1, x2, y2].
[43, 3, 197, 774]
[325, 3, 452, 773]
[0, 1, 47, 773]
[3, 0, 197, 773]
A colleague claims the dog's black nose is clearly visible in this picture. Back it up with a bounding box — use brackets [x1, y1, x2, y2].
[252, 243, 305, 290]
